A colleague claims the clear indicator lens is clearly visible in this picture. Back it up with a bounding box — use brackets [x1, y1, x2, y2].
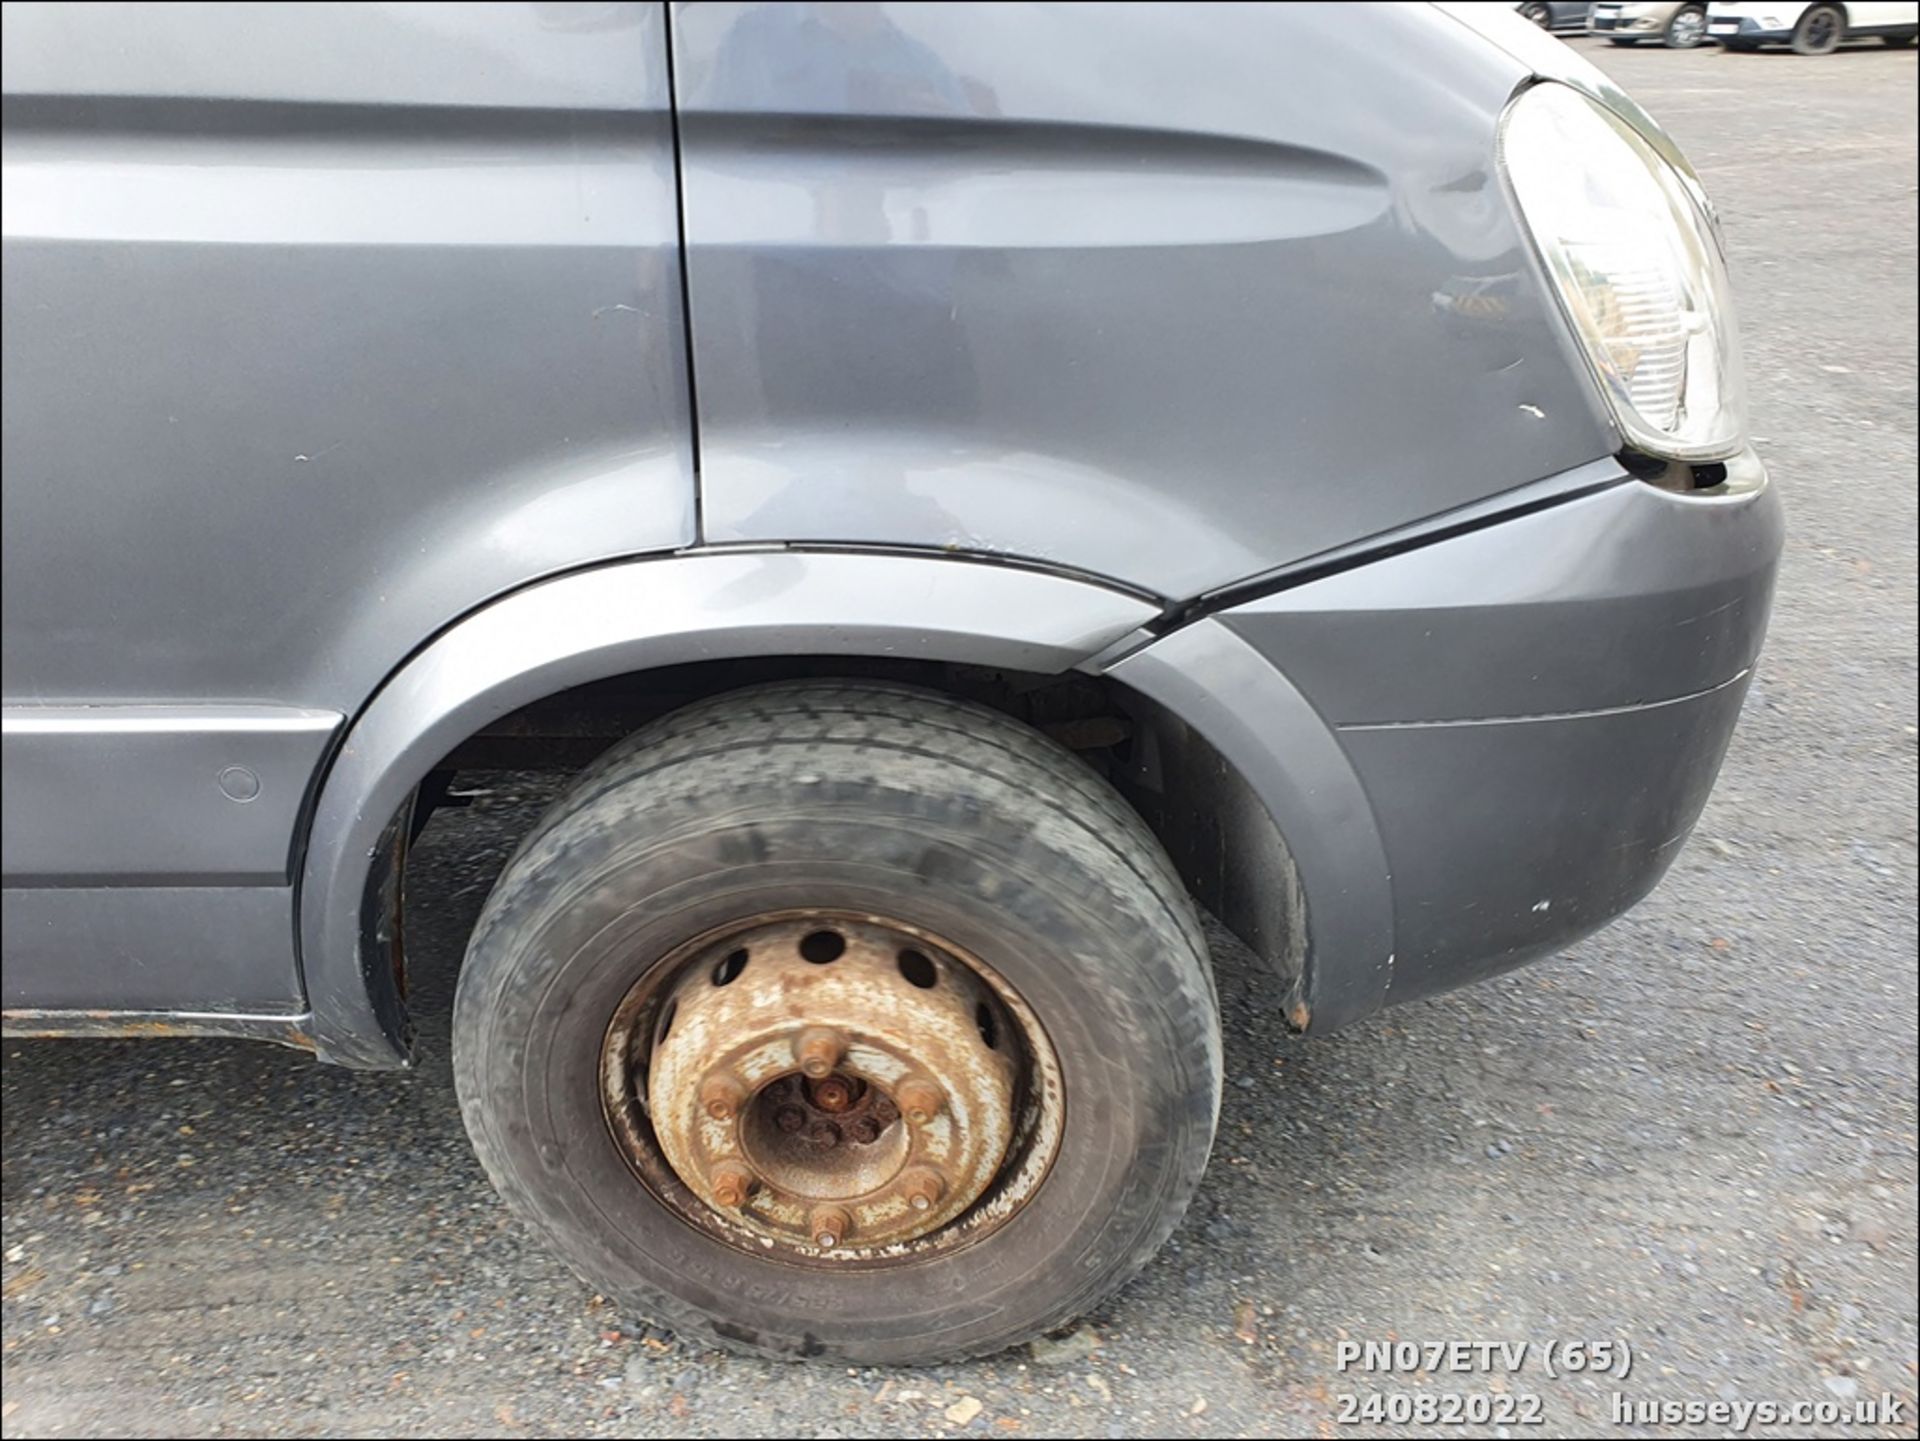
[1502, 84, 1746, 461]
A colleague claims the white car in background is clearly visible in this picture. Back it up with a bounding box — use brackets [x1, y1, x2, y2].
[1707, 1, 1920, 51]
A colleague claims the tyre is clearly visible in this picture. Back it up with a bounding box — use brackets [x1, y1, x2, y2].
[1519, 2, 1553, 27]
[1721, 37, 1760, 49]
[1664, 5, 1708, 47]
[1791, 3, 1845, 53]
[453, 680, 1222, 1364]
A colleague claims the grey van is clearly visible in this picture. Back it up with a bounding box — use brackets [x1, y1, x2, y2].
[0, 2, 1781, 1363]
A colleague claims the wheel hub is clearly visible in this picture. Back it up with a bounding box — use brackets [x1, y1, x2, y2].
[642, 916, 1022, 1251]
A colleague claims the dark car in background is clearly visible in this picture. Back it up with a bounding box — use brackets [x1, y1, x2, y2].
[1516, 0, 1597, 28]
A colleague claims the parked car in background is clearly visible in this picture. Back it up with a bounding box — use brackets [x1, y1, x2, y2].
[1, 0, 1782, 1366]
[1707, 0, 1920, 50]
[1592, 1, 1712, 45]
[1515, 0, 1596, 28]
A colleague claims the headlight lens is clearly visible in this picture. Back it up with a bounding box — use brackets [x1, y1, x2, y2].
[1500, 83, 1746, 462]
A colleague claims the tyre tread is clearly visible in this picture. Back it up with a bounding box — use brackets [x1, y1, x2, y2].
[453, 681, 1221, 1363]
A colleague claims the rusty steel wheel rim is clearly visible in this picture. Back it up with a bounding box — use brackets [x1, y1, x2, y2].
[600, 911, 1064, 1263]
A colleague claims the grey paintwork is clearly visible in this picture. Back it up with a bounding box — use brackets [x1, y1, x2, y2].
[2, 885, 302, 1012]
[1220, 453, 1782, 726]
[1, 2, 1781, 1071]
[1223, 467, 1777, 1017]
[1, 1, 692, 715]
[0, 706, 338, 884]
[0, 702, 336, 1018]
[1340, 674, 1755, 1007]
[1108, 459, 1780, 1029]
[674, 2, 1617, 597]
[0, 0, 689, 1035]
[0, 1, 663, 108]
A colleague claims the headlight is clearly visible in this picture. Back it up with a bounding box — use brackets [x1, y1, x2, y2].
[1500, 82, 1746, 462]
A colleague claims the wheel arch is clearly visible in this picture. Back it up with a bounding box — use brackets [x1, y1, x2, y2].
[295, 549, 1166, 1067]
[295, 549, 1379, 1069]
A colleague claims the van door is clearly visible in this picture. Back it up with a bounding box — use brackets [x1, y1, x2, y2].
[1, 2, 693, 1021]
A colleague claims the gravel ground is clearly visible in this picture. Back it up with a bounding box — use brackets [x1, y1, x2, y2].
[3, 35, 1916, 1441]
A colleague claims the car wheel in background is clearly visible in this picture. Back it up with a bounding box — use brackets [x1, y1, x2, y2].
[1791, 4, 1846, 53]
[451, 681, 1223, 1363]
[1881, 32, 1918, 45]
[1519, 3, 1554, 27]
[1665, 5, 1709, 46]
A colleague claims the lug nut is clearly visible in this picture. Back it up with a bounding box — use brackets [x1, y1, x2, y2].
[899, 1166, 945, 1213]
[709, 1161, 753, 1209]
[698, 1072, 747, 1121]
[896, 1075, 945, 1125]
[808, 1122, 840, 1148]
[793, 1027, 846, 1080]
[775, 1105, 807, 1133]
[848, 1117, 881, 1145]
[809, 1205, 852, 1250]
[809, 1074, 855, 1112]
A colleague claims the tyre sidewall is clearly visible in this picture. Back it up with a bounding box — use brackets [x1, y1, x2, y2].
[1665, 6, 1706, 46]
[456, 800, 1217, 1363]
[1794, 5, 1843, 53]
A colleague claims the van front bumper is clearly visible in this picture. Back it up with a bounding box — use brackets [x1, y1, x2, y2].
[1108, 454, 1784, 1029]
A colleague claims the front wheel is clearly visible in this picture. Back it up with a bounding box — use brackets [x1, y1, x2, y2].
[1792, 3, 1845, 53]
[453, 680, 1222, 1364]
[1519, 2, 1553, 28]
[1665, 5, 1708, 47]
